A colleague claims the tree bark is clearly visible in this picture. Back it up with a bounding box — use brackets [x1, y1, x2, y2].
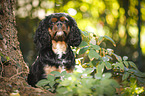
[0, 0, 54, 95]
[0, 0, 28, 78]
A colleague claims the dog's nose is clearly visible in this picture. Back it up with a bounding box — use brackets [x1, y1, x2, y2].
[57, 22, 62, 28]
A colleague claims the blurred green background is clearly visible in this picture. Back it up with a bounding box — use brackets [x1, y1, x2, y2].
[15, 0, 145, 71]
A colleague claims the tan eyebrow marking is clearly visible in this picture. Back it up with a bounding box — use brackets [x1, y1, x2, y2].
[51, 18, 58, 22]
[60, 16, 68, 22]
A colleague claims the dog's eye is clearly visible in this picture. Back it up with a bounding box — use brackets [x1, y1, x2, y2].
[60, 17, 68, 22]
[51, 18, 58, 23]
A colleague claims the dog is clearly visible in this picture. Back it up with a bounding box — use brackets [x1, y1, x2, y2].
[27, 13, 82, 87]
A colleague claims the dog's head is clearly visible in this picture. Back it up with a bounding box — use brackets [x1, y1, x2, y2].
[34, 13, 82, 51]
[48, 14, 70, 41]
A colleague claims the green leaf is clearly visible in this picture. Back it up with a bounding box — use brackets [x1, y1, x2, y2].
[104, 85, 115, 95]
[95, 73, 102, 79]
[104, 62, 112, 70]
[36, 79, 50, 86]
[124, 61, 129, 68]
[49, 81, 55, 88]
[128, 69, 136, 73]
[79, 47, 89, 55]
[102, 56, 109, 62]
[61, 71, 67, 76]
[104, 35, 116, 46]
[60, 79, 71, 86]
[137, 77, 145, 84]
[88, 49, 100, 60]
[50, 71, 61, 77]
[100, 79, 111, 86]
[57, 87, 68, 94]
[133, 70, 145, 77]
[79, 41, 88, 47]
[118, 62, 124, 71]
[90, 37, 96, 45]
[102, 73, 112, 79]
[97, 62, 104, 73]
[129, 61, 138, 70]
[47, 74, 55, 81]
[98, 36, 104, 42]
[106, 48, 114, 55]
[112, 53, 122, 61]
[110, 79, 120, 88]
[122, 72, 130, 81]
[91, 44, 100, 50]
[83, 68, 94, 74]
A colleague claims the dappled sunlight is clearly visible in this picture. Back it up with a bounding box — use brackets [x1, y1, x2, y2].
[97, 1, 105, 14]
[15, 0, 145, 59]
[16, 0, 54, 19]
[32, 0, 39, 7]
[112, 2, 119, 18]
[141, 7, 145, 21]
[15, 0, 145, 56]
[96, 23, 105, 36]
[77, 19, 93, 31]
[80, 3, 89, 12]
[37, 9, 45, 19]
[119, 24, 126, 38]
[112, 2, 120, 10]
[17, 7, 28, 17]
[82, 0, 93, 3]
[106, 14, 114, 25]
[65, 1, 75, 8]
[141, 27, 145, 54]
[128, 26, 138, 45]
[85, 26, 96, 33]
[68, 8, 77, 16]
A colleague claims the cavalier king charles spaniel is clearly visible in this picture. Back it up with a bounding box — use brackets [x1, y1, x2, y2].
[27, 13, 82, 87]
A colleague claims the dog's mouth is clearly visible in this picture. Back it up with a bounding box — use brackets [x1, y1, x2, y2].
[53, 31, 67, 41]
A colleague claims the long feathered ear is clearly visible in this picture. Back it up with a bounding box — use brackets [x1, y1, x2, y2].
[66, 15, 82, 47]
[34, 18, 52, 51]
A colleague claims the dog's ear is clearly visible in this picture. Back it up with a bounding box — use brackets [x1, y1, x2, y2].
[34, 17, 52, 51]
[66, 16, 82, 47]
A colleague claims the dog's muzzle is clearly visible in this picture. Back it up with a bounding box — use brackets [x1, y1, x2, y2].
[54, 31, 67, 41]
[50, 21, 70, 41]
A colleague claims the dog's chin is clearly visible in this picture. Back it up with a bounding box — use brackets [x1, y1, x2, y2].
[53, 31, 67, 41]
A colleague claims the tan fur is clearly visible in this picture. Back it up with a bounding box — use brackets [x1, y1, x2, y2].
[48, 28, 54, 39]
[44, 65, 73, 76]
[52, 40, 67, 58]
[66, 69, 73, 73]
[44, 65, 61, 76]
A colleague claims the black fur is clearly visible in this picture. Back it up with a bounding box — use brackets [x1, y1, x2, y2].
[27, 13, 82, 87]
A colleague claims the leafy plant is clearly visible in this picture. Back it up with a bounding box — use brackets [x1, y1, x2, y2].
[36, 71, 67, 93]
[36, 31, 145, 95]
[56, 68, 119, 96]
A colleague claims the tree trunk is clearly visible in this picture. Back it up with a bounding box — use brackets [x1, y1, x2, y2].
[0, 0, 28, 78]
[0, 0, 54, 95]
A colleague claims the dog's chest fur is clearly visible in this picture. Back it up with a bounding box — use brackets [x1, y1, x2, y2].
[43, 40, 68, 76]
[52, 40, 67, 59]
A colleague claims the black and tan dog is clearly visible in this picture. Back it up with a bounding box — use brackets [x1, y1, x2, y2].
[27, 13, 82, 87]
